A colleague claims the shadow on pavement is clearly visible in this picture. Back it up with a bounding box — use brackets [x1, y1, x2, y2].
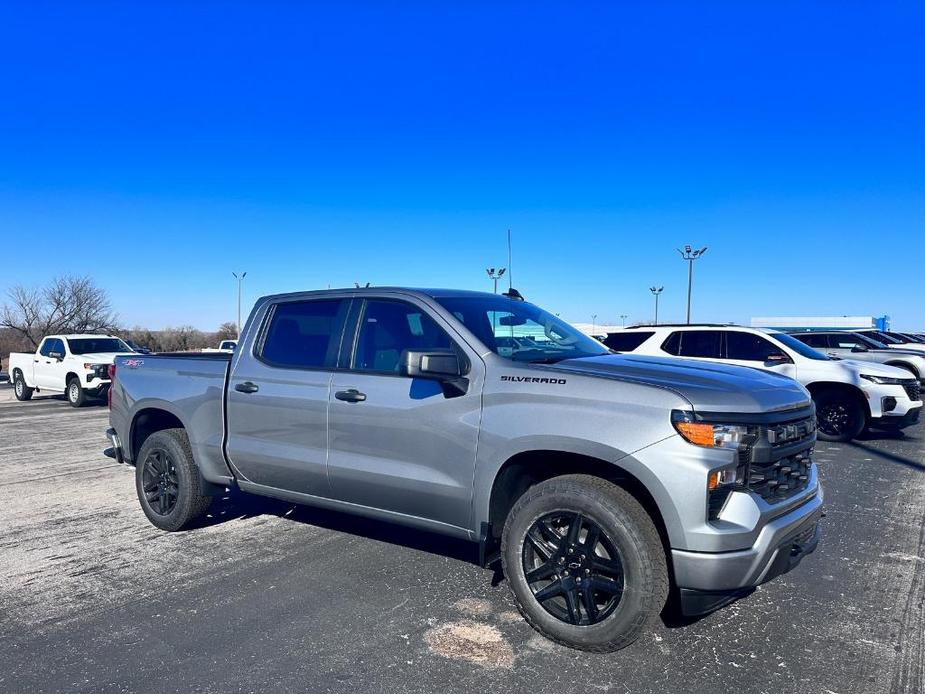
[194, 488, 482, 566]
[849, 439, 925, 473]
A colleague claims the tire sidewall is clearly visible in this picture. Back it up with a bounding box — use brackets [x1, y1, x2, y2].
[67, 379, 84, 407]
[503, 484, 663, 649]
[14, 375, 26, 400]
[135, 431, 201, 531]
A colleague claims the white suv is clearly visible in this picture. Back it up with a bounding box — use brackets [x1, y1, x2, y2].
[604, 325, 922, 441]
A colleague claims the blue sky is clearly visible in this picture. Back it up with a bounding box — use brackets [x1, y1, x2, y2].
[2, 2, 923, 330]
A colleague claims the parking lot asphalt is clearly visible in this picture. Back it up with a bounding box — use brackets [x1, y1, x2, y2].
[0, 385, 923, 694]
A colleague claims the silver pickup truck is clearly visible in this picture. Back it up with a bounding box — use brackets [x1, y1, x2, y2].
[106, 287, 823, 652]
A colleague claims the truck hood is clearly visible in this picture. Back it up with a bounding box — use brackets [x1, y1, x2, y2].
[547, 354, 811, 414]
[74, 352, 135, 364]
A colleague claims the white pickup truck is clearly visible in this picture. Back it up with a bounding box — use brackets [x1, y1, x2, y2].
[9, 334, 134, 407]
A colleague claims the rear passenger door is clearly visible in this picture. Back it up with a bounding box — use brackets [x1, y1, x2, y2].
[225, 297, 350, 497]
[660, 330, 723, 362]
[326, 297, 483, 530]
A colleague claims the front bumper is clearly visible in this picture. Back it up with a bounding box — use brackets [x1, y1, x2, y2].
[672, 484, 824, 614]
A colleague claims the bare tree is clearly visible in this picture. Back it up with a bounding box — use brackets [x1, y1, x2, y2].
[1, 276, 119, 349]
[215, 321, 238, 342]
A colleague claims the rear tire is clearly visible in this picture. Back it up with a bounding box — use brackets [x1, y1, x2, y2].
[135, 428, 213, 531]
[67, 378, 86, 408]
[814, 389, 866, 442]
[501, 474, 668, 652]
[13, 372, 33, 401]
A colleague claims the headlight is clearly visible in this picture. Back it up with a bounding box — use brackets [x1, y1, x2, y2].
[860, 374, 909, 385]
[671, 410, 749, 448]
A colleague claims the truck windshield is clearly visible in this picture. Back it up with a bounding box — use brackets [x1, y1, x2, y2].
[435, 296, 610, 363]
[67, 338, 131, 354]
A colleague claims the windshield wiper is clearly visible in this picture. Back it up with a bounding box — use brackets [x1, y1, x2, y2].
[526, 356, 569, 364]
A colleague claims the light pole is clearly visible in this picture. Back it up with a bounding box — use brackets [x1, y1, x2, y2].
[620, 314, 628, 327]
[486, 267, 506, 294]
[677, 245, 708, 324]
[591, 314, 598, 335]
[232, 271, 247, 337]
[649, 286, 663, 325]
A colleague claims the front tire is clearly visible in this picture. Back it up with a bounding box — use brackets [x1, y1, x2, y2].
[501, 474, 668, 652]
[135, 428, 213, 531]
[67, 378, 86, 407]
[814, 389, 866, 442]
[14, 373, 33, 401]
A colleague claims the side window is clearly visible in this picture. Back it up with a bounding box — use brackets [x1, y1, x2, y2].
[353, 300, 452, 373]
[833, 335, 863, 349]
[39, 340, 54, 357]
[795, 333, 829, 349]
[260, 299, 345, 369]
[677, 331, 722, 358]
[660, 332, 682, 355]
[725, 331, 780, 361]
[603, 331, 654, 352]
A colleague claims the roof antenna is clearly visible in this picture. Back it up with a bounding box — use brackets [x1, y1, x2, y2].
[507, 228, 513, 291]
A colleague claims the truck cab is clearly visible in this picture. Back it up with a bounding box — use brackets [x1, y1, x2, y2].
[10, 334, 133, 407]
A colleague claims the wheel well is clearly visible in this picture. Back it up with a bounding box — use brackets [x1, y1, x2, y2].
[487, 451, 670, 550]
[65, 372, 80, 385]
[130, 408, 184, 462]
[884, 361, 919, 379]
[805, 381, 870, 418]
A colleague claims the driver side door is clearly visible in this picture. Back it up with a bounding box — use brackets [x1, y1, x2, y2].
[327, 297, 483, 531]
[34, 338, 68, 391]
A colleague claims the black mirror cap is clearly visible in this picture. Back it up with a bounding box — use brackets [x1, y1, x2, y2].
[851, 345, 867, 352]
[401, 349, 462, 380]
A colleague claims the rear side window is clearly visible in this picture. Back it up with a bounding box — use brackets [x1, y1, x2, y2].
[675, 331, 722, 358]
[794, 333, 829, 349]
[725, 331, 780, 361]
[603, 331, 654, 352]
[660, 332, 681, 355]
[353, 299, 452, 373]
[260, 299, 345, 369]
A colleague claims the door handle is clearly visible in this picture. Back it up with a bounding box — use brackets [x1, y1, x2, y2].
[34, 359, 39, 363]
[234, 381, 259, 394]
[335, 389, 367, 403]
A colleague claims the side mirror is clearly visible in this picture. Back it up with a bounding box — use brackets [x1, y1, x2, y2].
[49, 351, 64, 360]
[401, 349, 463, 380]
[765, 352, 792, 365]
[851, 345, 868, 353]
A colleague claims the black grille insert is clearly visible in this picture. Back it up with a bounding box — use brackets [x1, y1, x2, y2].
[904, 380, 921, 402]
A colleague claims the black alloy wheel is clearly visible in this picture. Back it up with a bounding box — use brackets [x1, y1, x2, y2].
[141, 448, 180, 516]
[522, 511, 625, 626]
[817, 402, 851, 437]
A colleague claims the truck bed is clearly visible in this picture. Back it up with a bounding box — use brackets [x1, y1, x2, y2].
[110, 352, 233, 485]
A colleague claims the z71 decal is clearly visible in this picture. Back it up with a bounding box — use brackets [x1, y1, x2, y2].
[501, 375, 567, 384]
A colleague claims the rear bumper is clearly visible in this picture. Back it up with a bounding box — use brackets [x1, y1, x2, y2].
[672, 486, 824, 614]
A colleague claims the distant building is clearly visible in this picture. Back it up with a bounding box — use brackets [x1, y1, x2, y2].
[749, 315, 890, 331]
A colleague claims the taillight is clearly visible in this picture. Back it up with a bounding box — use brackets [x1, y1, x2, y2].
[108, 364, 116, 408]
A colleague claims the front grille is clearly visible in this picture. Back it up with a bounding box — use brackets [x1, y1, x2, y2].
[904, 380, 921, 402]
[746, 449, 812, 502]
[739, 415, 815, 504]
